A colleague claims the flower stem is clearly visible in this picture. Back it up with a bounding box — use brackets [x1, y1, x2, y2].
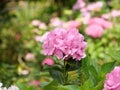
[63, 60, 68, 85]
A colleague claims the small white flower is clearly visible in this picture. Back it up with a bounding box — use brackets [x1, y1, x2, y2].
[8, 85, 19, 90]
[2, 87, 7, 90]
[0, 83, 3, 87]
[0, 83, 19, 90]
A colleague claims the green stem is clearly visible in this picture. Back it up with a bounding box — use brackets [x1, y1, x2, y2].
[63, 60, 67, 85]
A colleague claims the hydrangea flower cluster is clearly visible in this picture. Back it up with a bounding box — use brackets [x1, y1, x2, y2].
[102, 10, 120, 19]
[0, 83, 19, 90]
[31, 20, 47, 30]
[49, 17, 81, 29]
[42, 28, 87, 61]
[103, 66, 120, 90]
[42, 58, 54, 66]
[29, 80, 40, 87]
[85, 17, 112, 38]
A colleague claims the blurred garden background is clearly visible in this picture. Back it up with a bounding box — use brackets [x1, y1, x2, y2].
[0, 0, 120, 90]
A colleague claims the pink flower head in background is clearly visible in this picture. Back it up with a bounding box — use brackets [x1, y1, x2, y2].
[49, 17, 65, 27]
[73, 0, 86, 10]
[34, 36, 41, 42]
[25, 53, 35, 61]
[42, 28, 87, 61]
[102, 13, 111, 19]
[34, 32, 50, 42]
[38, 22, 47, 30]
[88, 17, 112, 29]
[19, 69, 29, 75]
[41, 58, 54, 66]
[29, 80, 40, 87]
[102, 10, 120, 19]
[66, 20, 81, 29]
[86, 1, 103, 12]
[81, 11, 91, 24]
[111, 10, 120, 17]
[31, 20, 40, 26]
[31, 20, 47, 29]
[85, 24, 104, 38]
[103, 66, 120, 90]
[102, 20, 112, 29]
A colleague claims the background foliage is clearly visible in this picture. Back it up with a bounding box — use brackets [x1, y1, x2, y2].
[0, 0, 120, 90]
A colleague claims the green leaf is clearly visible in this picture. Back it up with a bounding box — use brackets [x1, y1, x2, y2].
[79, 79, 104, 90]
[79, 78, 94, 90]
[16, 82, 35, 90]
[109, 50, 120, 62]
[89, 65, 98, 85]
[57, 85, 79, 90]
[81, 55, 90, 79]
[49, 69, 64, 84]
[93, 81, 104, 90]
[101, 61, 115, 74]
[66, 58, 82, 71]
[44, 80, 59, 90]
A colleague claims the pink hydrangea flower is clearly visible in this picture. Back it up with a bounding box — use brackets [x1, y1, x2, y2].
[29, 80, 40, 87]
[31, 20, 40, 26]
[31, 20, 47, 29]
[111, 10, 120, 17]
[49, 17, 65, 27]
[25, 53, 35, 61]
[88, 17, 112, 29]
[73, 0, 86, 10]
[66, 20, 81, 29]
[102, 13, 111, 19]
[102, 20, 112, 29]
[38, 22, 47, 30]
[103, 66, 120, 90]
[42, 58, 54, 66]
[86, 1, 103, 11]
[81, 11, 91, 24]
[34, 36, 41, 42]
[85, 24, 104, 38]
[34, 32, 50, 42]
[42, 28, 87, 60]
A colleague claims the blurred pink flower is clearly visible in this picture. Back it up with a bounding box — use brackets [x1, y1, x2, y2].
[34, 36, 41, 42]
[66, 20, 81, 29]
[88, 17, 112, 29]
[19, 70, 29, 75]
[73, 0, 86, 10]
[103, 66, 120, 90]
[34, 32, 49, 42]
[31, 20, 40, 26]
[42, 58, 54, 66]
[49, 17, 65, 27]
[25, 53, 35, 61]
[40, 32, 50, 42]
[86, 1, 103, 11]
[111, 10, 120, 17]
[81, 11, 91, 24]
[85, 24, 104, 38]
[102, 10, 120, 19]
[38, 22, 47, 30]
[102, 13, 111, 19]
[80, 7, 88, 13]
[103, 20, 112, 29]
[29, 80, 40, 87]
[42, 28, 87, 60]
[32, 20, 47, 29]
[15, 33, 21, 41]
